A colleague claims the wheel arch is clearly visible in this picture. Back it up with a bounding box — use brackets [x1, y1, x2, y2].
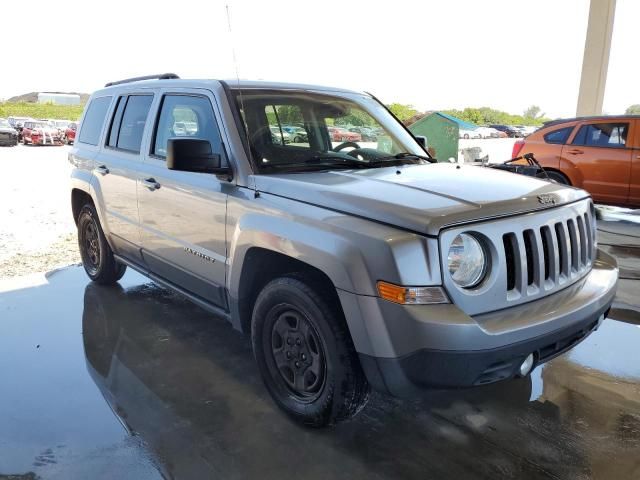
[232, 247, 343, 336]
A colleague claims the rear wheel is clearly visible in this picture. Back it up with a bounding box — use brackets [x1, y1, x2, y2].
[251, 276, 369, 427]
[77, 203, 126, 284]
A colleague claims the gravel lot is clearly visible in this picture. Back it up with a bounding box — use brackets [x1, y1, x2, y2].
[0, 144, 79, 278]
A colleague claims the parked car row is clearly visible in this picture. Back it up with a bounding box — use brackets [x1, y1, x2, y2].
[270, 124, 376, 144]
[3, 116, 79, 146]
[458, 125, 539, 140]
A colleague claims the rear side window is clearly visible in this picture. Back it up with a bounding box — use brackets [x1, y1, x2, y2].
[78, 96, 112, 145]
[572, 123, 628, 148]
[114, 95, 154, 152]
[153, 95, 224, 159]
[543, 126, 573, 144]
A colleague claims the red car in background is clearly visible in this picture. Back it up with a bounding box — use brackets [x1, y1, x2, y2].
[22, 121, 63, 145]
[327, 126, 362, 142]
[64, 122, 79, 144]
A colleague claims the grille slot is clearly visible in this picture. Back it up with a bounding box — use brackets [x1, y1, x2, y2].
[576, 215, 587, 265]
[554, 222, 568, 277]
[523, 229, 537, 286]
[540, 226, 552, 281]
[503, 233, 518, 291]
[567, 219, 579, 271]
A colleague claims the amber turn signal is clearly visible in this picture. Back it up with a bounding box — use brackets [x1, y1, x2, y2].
[376, 281, 449, 305]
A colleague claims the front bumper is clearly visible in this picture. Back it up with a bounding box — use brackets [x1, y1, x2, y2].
[349, 249, 618, 396]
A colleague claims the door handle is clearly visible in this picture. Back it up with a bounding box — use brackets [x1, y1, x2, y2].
[566, 149, 584, 155]
[94, 165, 109, 175]
[142, 178, 161, 191]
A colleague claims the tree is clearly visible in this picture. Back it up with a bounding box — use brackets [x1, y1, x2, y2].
[625, 104, 640, 115]
[386, 103, 418, 123]
[523, 105, 545, 121]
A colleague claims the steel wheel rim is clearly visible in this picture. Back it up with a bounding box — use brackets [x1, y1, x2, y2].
[266, 305, 327, 402]
[82, 217, 101, 275]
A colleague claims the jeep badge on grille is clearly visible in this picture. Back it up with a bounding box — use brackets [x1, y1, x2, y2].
[537, 193, 559, 205]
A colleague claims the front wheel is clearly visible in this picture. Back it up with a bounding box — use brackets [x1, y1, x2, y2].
[251, 276, 369, 427]
[540, 170, 570, 185]
[77, 203, 126, 284]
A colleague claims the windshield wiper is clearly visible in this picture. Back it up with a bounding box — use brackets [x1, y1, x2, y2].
[378, 152, 435, 163]
[259, 153, 431, 174]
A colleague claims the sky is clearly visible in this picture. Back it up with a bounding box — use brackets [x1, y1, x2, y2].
[1, 0, 637, 118]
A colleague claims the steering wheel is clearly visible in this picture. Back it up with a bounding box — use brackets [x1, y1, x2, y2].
[333, 141, 360, 152]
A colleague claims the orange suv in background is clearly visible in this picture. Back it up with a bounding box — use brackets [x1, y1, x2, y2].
[512, 116, 640, 206]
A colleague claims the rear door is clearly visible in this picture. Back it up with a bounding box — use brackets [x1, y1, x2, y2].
[137, 89, 230, 308]
[92, 93, 155, 262]
[628, 118, 640, 206]
[562, 121, 632, 205]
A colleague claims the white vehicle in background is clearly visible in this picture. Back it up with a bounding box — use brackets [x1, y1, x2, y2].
[475, 127, 500, 139]
[459, 128, 482, 139]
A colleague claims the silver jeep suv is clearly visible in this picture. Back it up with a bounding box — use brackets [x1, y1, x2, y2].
[70, 74, 618, 426]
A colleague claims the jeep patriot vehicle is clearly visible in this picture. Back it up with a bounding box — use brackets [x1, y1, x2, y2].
[70, 74, 618, 426]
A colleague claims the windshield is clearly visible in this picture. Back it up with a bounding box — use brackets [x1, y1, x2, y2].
[27, 122, 49, 129]
[232, 89, 428, 173]
[0, 119, 11, 128]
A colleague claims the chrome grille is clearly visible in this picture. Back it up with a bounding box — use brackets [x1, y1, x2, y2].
[503, 211, 595, 299]
[439, 199, 596, 316]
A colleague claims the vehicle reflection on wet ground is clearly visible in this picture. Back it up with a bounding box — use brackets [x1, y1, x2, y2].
[1, 220, 639, 479]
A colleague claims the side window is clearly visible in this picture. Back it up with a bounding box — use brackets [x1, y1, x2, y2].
[543, 126, 573, 145]
[116, 95, 154, 153]
[265, 104, 310, 148]
[572, 123, 628, 148]
[153, 95, 224, 159]
[78, 96, 112, 145]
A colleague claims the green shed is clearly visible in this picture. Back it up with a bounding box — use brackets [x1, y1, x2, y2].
[408, 112, 459, 162]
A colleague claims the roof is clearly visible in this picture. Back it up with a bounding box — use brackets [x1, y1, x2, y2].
[96, 75, 362, 97]
[543, 115, 640, 128]
[409, 111, 475, 130]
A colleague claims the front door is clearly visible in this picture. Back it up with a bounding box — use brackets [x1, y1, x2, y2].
[628, 119, 640, 206]
[562, 121, 632, 205]
[137, 90, 230, 308]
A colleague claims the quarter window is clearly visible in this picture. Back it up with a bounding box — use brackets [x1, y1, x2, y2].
[543, 126, 573, 145]
[153, 95, 224, 160]
[572, 123, 628, 148]
[78, 96, 112, 145]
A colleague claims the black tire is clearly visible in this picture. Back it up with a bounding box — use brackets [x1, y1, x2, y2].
[251, 276, 369, 427]
[77, 203, 126, 284]
[541, 170, 571, 185]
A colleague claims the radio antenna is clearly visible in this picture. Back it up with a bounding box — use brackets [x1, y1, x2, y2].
[225, 4, 251, 151]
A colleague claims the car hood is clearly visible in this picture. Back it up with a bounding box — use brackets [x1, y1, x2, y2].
[0, 126, 16, 133]
[253, 163, 589, 236]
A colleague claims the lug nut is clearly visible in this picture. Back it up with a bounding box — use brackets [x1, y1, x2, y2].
[295, 361, 300, 368]
[296, 339, 301, 345]
[286, 352, 292, 359]
[287, 338, 293, 345]
[301, 354, 307, 361]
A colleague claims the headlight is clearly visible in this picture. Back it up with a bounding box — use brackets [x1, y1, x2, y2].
[447, 233, 487, 288]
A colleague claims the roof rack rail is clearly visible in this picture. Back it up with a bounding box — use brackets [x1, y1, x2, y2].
[104, 73, 180, 87]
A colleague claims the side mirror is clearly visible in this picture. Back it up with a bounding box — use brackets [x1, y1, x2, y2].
[166, 138, 230, 176]
[415, 135, 427, 148]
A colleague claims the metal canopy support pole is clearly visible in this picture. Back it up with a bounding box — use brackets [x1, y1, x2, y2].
[576, 0, 617, 117]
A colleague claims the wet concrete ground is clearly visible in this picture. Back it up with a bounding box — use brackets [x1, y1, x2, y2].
[1, 221, 639, 479]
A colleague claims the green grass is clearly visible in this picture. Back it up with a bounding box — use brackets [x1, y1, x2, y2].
[0, 102, 85, 121]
